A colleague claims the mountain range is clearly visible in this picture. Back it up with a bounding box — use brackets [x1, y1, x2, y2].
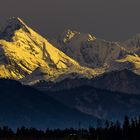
[46, 85, 140, 121]
[0, 17, 140, 128]
[0, 79, 96, 129]
[0, 17, 140, 86]
[0, 17, 97, 85]
[35, 69, 140, 94]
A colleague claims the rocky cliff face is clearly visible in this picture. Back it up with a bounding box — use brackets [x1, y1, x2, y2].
[53, 30, 140, 75]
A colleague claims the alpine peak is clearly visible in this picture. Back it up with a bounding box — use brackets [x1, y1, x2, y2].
[0, 17, 29, 40]
[61, 29, 80, 43]
[0, 17, 97, 82]
[58, 29, 96, 43]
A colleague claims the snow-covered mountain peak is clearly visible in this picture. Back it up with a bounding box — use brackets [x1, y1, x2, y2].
[0, 17, 140, 84]
[59, 29, 96, 43]
[87, 34, 96, 41]
[61, 29, 80, 43]
[7, 17, 25, 26]
[0, 18, 97, 81]
[0, 17, 29, 41]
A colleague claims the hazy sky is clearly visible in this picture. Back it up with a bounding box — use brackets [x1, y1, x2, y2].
[0, 0, 140, 41]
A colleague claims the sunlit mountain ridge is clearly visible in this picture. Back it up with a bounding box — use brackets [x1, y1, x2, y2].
[53, 29, 140, 75]
[0, 17, 140, 85]
[0, 17, 97, 83]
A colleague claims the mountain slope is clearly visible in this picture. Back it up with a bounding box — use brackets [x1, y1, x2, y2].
[52, 30, 129, 69]
[92, 69, 140, 94]
[34, 69, 140, 95]
[0, 18, 97, 83]
[52, 30, 140, 78]
[1, 19, 140, 84]
[0, 78, 96, 129]
[120, 34, 140, 54]
[47, 86, 140, 121]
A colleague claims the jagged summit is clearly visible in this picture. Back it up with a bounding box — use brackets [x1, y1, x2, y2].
[52, 29, 140, 76]
[0, 17, 29, 41]
[1, 17, 140, 84]
[119, 33, 140, 55]
[0, 17, 98, 82]
[53, 30, 125, 68]
[7, 17, 25, 26]
[58, 29, 80, 43]
[0, 17, 96, 81]
[58, 29, 96, 43]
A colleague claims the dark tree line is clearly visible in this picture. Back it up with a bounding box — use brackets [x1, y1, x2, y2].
[0, 116, 140, 140]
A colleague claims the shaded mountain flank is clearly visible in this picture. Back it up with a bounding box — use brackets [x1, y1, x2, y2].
[0, 78, 97, 129]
